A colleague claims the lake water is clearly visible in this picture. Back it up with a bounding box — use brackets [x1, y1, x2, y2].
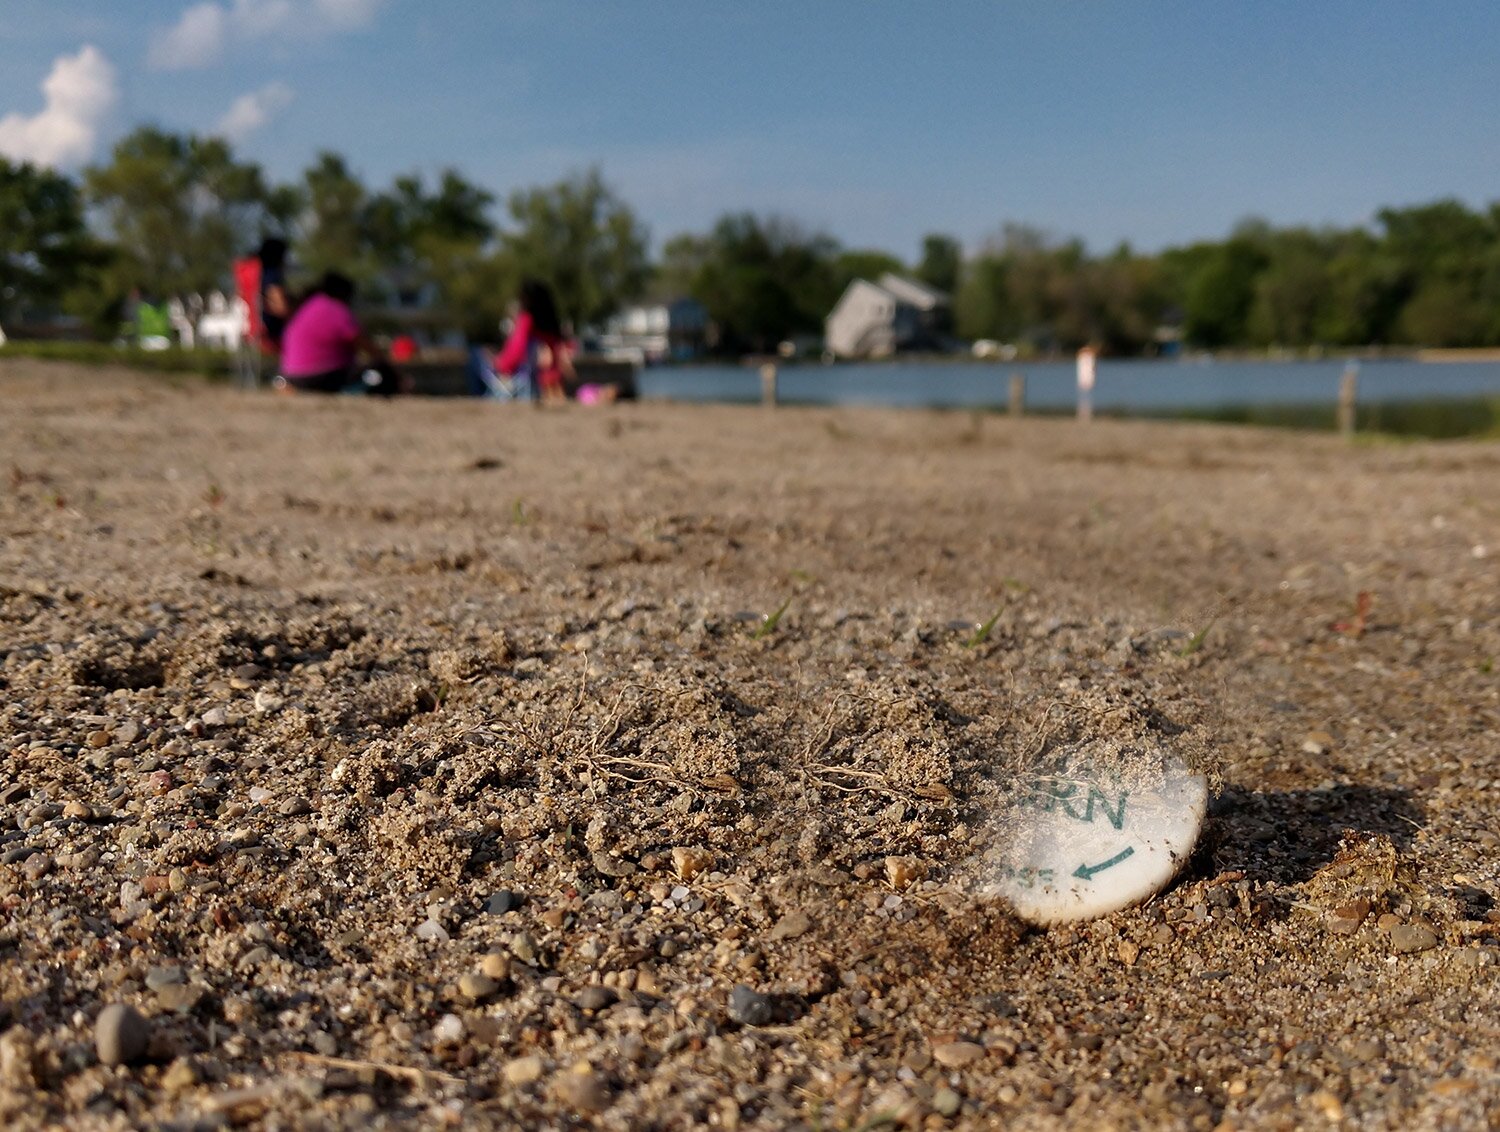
[636, 358, 1500, 413]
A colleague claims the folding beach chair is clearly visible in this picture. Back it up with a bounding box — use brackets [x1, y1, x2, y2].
[467, 344, 533, 400]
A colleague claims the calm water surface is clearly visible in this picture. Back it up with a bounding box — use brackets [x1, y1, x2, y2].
[637, 358, 1500, 412]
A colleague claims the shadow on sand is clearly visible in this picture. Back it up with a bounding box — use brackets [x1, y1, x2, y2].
[1203, 783, 1426, 887]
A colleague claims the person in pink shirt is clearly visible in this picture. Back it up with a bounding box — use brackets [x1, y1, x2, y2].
[495, 278, 575, 403]
[277, 271, 394, 394]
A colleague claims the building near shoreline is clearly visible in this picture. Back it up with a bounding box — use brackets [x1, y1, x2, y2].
[598, 297, 709, 364]
[825, 273, 951, 359]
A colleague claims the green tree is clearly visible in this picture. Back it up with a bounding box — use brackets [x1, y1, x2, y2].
[917, 233, 962, 295]
[0, 158, 105, 326]
[674, 213, 839, 354]
[1245, 228, 1334, 347]
[501, 168, 648, 328]
[85, 126, 283, 300]
[1179, 225, 1269, 348]
[830, 248, 907, 298]
[298, 152, 371, 283]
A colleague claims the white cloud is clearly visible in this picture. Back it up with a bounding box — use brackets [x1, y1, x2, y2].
[0, 45, 119, 168]
[149, 0, 385, 70]
[217, 81, 295, 142]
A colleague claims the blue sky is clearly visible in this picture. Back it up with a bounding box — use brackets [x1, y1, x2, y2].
[3, 2, 1500, 261]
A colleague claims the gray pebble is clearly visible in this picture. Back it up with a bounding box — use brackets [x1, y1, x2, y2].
[95, 1003, 150, 1066]
[728, 984, 773, 1026]
[145, 965, 185, 992]
[486, 890, 520, 915]
[1391, 924, 1438, 953]
[576, 985, 617, 1012]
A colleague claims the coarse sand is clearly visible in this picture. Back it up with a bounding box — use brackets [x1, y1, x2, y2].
[1, 359, 1497, 1129]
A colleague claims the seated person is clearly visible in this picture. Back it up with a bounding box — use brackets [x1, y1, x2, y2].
[277, 271, 394, 394]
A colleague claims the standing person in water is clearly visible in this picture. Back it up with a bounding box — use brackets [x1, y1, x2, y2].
[277, 271, 396, 395]
[495, 277, 574, 403]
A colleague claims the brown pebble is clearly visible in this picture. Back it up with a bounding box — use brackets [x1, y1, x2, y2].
[481, 953, 511, 980]
[459, 972, 500, 1001]
[87, 730, 112, 749]
[884, 856, 925, 889]
[1328, 899, 1371, 935]
[672, 846, 712, 881]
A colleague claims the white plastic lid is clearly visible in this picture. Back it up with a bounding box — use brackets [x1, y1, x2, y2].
[988, 754, 1207, 924]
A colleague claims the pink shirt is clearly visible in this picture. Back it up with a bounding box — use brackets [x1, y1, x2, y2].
[496, 311, 570, 392]
[281, 293, 360, 375]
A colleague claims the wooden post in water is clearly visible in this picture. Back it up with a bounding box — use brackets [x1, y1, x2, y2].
[1008, 371, 1026, 418]
[759, 362, 778, 408]
[1338, 362, 1359, 438]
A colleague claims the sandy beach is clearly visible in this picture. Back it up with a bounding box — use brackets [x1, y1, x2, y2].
[1, 358, 1497, 1130]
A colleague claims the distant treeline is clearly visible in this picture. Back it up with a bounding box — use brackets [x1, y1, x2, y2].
[4, 125, 1499, 356]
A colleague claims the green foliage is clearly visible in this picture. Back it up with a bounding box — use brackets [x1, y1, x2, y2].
[917, 233, 962, 295]
[830, 248, 907, 297]
[10, 123, 1500, 358]
[0, 158, 107, 326]
[501, 168, 648, 329]
[84, 126, 281, 300]
[676, 213, 840, 353]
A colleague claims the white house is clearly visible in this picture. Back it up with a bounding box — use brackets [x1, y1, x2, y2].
[825, 273, 951, 359]
[599, 297, 708, 363]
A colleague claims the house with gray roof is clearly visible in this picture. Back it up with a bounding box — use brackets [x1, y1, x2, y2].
[825, 273, 951, 358]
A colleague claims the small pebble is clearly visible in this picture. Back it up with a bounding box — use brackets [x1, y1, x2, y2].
[486, 890, 520, 915]
[933, 1087, 962, 1117]
[458, 972, 500, 1001]
[576, 985, 617, 1013]
[155, 983, 202, 1013]
[95, 1003, 150, 1066]
[481, 953, 512, 980]
[728, 984, 773, 1026]
[503, 1054, 543, 1086]
[1391, 924, 1438, 953]
[552, 1067, 611, 1114]
[1328, 899, 1371, 935]
[932, 1041, 985, 1068]
[769, 910, 812, 941]
[161, 1058, 200, 1092]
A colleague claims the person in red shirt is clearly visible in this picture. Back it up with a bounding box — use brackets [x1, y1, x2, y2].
[496, 278, 574, 403]
[277, 271, 394, 395]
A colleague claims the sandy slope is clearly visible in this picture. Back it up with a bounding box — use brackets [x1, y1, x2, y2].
[1, 358, 1497, 1129]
